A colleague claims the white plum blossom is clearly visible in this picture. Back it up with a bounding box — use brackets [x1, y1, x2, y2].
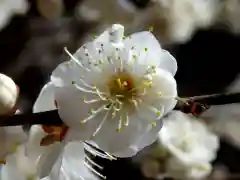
[151, 0, 220, 43]
[0, 0, 28, 30]
[159, 111, 219, 180]
[0, 125, 64, 180]
[33, 24, 178, 157]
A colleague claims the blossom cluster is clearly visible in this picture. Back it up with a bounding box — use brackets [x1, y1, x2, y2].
[0, 24, 220, 180]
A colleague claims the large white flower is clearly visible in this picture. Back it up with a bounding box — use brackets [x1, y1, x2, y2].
[42, 142, 101, 180]
[159, 111, 219, 180]
[33, 24, 177, 157]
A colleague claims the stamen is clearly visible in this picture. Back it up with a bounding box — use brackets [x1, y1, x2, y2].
[80, 105, 106, 123]
[64, 47, 90, 72]
[83, 97, 102, 104]
[146, 104, 163, 118]
[83, 143, 113, 160]
[84, 161, 106, 179]
[85, 154, 103, 169]
[79, 78, 96, 89]
[151, 120, 157, 127]
[73, 82, 107, 96]
[116, 116, 123, 132]
[92, 104, 113, 137]
[123, 112, 129, 126]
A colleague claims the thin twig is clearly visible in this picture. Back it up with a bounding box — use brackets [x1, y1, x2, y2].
[0, 93, 240, 127]
[0, 110, 62, 127]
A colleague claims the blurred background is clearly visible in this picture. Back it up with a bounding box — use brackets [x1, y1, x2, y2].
[1, 0, 240, 179]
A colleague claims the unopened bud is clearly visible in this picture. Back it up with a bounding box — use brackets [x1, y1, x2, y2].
[0, 73, 18, 115]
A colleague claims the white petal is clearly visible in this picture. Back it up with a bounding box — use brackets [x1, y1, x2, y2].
[51, 60, 85, 87]
[114, 120, 162, 157]
[16, 145, 37, 177]
[159, 111, 219, 165]
[186, 163, 212, 180]
[95, 28, 110, 43]
[143, 68, 177, 115]
[0, 126, 27, 159]
[47, 142, 98, 180]
[62, 142, 97, 180]
[38, 143, 65, 179]
[159, 50, 178, 76]
[33, 82, 56, 113]
[92, 112, 162, 157]
[124, 31, 162, 67]
[1, 162, 27, 180]
[54, 86, 103, 140]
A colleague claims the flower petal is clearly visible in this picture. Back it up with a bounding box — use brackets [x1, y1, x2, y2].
[114, 120, 162, 157]
[37, 142, 65, 179]
[159, 50, 178, 76]
[54, 86, 104, 140]
[46, 142, 99, 180]
[0, 126, 27, 159]
[33, 82, 56, 113]
[142, 68, 177, 116]
[1, 161, 27, 180]
[124, 31, 162, 67]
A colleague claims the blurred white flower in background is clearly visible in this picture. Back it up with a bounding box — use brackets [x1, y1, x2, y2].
[34, 23, 178, 157]
[150, 0, 220, 43]
[0, 0, 28, 30]
[0, 125, 65, 180]
[0, 126, 27, 162]
[136, 111, 219, 180]
[77, 0, 221, 44]
[217, 0, 240, 34]
[160, 111, 219, 180]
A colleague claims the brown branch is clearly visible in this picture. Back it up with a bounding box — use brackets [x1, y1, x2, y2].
[0, 92, 240, 127]
[0, 110, 63, 127]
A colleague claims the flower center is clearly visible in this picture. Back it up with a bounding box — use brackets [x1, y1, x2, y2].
[108, 72, 137, 102]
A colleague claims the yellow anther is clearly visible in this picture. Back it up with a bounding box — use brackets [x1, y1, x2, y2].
[151, 121, 157, 127]
[116, 127, 121, 132]
[132, 55, 137, 61]
[156, 111, 161, 117]
[148, 26, 154, 32]
[122, 36, 126, 40]
[116, 78, 122, 88]
[144, 47, 148, 52]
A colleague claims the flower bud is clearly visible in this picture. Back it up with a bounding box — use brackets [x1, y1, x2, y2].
[0, 73, 18, 115]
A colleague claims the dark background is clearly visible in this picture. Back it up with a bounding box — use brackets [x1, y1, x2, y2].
[0, 0, 240, 179]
